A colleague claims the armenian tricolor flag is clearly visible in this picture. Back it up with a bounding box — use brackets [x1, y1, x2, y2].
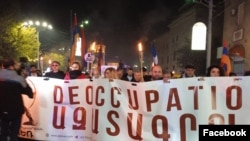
[220, 41, 232, 76]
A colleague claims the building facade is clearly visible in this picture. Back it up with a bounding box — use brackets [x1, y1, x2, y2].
[223, 0, 249, 75]
[154, 1, 224, 76]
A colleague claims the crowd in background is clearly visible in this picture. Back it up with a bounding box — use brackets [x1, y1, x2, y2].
[2, 58, 250, 83]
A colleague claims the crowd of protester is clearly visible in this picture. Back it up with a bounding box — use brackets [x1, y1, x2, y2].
[2, 57, 250, 141]
[0, 58, 33, 141]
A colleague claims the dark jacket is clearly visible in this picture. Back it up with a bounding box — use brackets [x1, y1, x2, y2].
[143, 75, 163, 82]
[0, 80, 33, 118]
[121, 73, 133, 81]
[68, 70, 87, 79]
[44, 71, 65, 79]
[29, 70, 43, 77]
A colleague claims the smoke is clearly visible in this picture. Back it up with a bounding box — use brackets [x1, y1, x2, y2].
[20, 0, 183, 66]
[139, 1, 174, 43]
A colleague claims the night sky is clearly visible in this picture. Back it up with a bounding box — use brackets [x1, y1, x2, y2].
[19, 0, 184, 66]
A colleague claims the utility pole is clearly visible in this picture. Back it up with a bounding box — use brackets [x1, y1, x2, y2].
[195, 0, 213, 69]
[206, 0, 213, 69]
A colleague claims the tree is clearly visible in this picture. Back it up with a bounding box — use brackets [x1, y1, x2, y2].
[0, 0, 20, 59]
[0, 0, 39, 61]
[7, 24, 39, 61]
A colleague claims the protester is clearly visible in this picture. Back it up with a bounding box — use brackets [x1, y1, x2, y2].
[206, 65, 225, 77]
[64, 61, 86, 79]
[16, 66, 28, 78]
[144, 65, 163, 81]
[14, 61, 28, 78]
[44, 61, 65, 79]
[181, 64, 196, 78]
[28, 64, 42, 77]
[17, 66, 36, 127]
[130, 68, 143, 82]
[104, 67, 117, 80]
[91, 67, 101, 79]
[163, 70, 173, 83]
[121, 67, 133, 81]
[0, 58, 33, 141]
[116, 67, 124, 80]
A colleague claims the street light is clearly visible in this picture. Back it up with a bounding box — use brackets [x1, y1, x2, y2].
[23, 20, 53, 70]
[80, 20, 89, 28]
[80, 20, 89, 70]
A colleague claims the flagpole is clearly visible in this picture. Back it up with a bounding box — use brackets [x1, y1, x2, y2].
[67, 10, 73, 71]
[69, 13, 78, 66]
[70, 10, 73, 45]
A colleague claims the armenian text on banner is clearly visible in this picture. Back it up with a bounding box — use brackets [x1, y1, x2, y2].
[20, 77, 250, 141]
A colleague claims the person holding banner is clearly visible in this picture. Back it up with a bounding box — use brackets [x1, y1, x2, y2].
[28, 64, 42, 77]
[104, 67, 117, 80]
[163, 70, 173, 83]
[91, 67, 101, 79]
[144, 65, 163, 81]
[44, 61, 65, 79]
[131, 69, 144, 82]
[181, 64, 196, 78]
[116, 67, 124, 80]
[64, 61, 87, 79]
[206, 65, 225, 77]
[121, 67, 134, 81]
[0, 58, 33, 141]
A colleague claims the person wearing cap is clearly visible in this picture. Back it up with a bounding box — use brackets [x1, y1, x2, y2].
[181, 64, 196, 78]
[44, 61, 65, 79]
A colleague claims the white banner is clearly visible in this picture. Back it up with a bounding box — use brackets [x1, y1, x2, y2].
[19, 76, 250, 141]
